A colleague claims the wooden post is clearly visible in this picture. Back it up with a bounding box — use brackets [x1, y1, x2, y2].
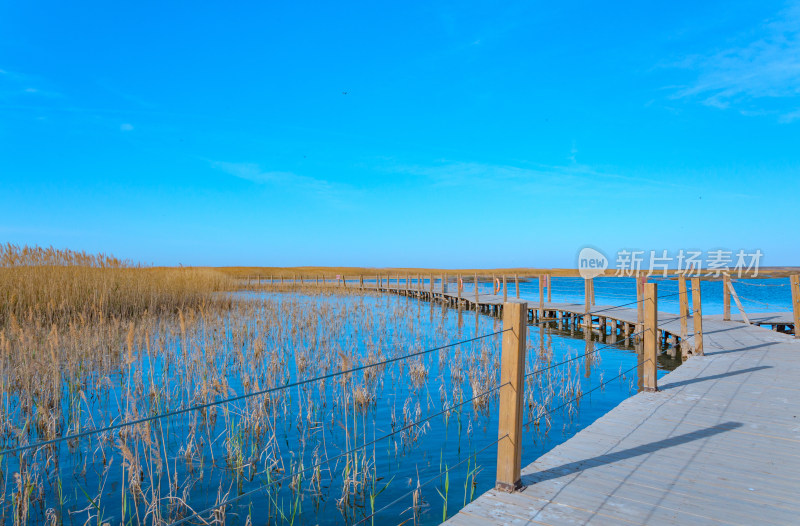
[791, 275, 800, 339]
[444, 273, 448, 294]
[636, 275, 644, 336]
[546, 275, 552, 302]
[678, 277, 689, 359]
[643, 282, 658, 392]
[538, 275, 545, 320]
[583, 278, 591, 328]
[515, 274, 519, 298]
[723, 274, 731, 321]
[429, 273, 433, 293]
[503, 275, 507, 302]
[691, 278, 704, 356]
[457, 273, 462, 304]
[496, 301, 527, 492]
[474, 273, 479, 306]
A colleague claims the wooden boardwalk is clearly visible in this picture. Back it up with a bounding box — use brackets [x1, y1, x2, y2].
[366, 282, 800, 525]
[446, 320, 800, 525]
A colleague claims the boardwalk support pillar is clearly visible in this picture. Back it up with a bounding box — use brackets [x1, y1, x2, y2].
[496, 301, 527, 492]
[691, 278, 704, 355]
[643, 283, 658, 392]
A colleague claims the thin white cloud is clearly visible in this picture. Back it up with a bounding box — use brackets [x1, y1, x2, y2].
[387, 159, 759, 200]
[0, 68, 64, 101]
[120, 123, 134, 131]
[670, 2, 800, 118]
[211, 161, 358, 206]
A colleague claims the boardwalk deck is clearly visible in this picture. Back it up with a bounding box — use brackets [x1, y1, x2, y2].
[365, 282, 800, 525]
[446, 321, 800, 525]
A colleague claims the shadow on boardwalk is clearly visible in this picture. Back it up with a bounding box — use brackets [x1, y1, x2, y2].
[658, 366, 771, 389]
[520, 422, 743, 486]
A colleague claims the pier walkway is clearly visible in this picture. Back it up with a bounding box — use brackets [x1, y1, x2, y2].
[366, 281, 800, 525]
[445, 319, 800, 525]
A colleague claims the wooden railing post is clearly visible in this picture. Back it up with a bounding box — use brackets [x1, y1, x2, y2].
[515, 274, 520, 298]
[584, 278, 591, 328]
[546, 275, 552, 302]
[539, 274, 545, 320]
[723, 274, 731, 321]
[457, 273, 462, 304]
[496, 301, 527, 492]
[679, 277, 689, 359]
[691, 278, 704, 355]
[636, 275, 644, 337]
[503, 275, 507, 302]
[474, 273, 479, 306]
[444, 273, 448, 294]
[643, 282, 658, 392]
[791, 275, 800, 339]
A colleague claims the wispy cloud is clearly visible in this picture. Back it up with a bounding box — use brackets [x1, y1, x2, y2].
[392, 159, 676, 193]
[670, 2, 800, 119]
[386, 158, 759, 201]
[0, 68, 63, 100]
[120, 123, 134, 132]
[211, 161, 357, 205]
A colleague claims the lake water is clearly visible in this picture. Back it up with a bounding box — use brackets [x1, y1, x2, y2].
[2, 277, 791, 525]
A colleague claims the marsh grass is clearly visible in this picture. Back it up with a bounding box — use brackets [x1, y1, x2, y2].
[0, 244, 638, 525]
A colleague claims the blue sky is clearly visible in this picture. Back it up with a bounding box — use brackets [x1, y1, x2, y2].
[1, 1, 798, 267]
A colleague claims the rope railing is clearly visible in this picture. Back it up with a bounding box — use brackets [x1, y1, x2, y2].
[733, 295, 792, 312]
[355, 434, 509, 525]
[524, 331, 644, 379]
[0, 329, 509, 457]
[169, 380, 512, 526]
[731, 279, 787, 288]
[524, 360, 648, 427]
[361, 359, 646, 524]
